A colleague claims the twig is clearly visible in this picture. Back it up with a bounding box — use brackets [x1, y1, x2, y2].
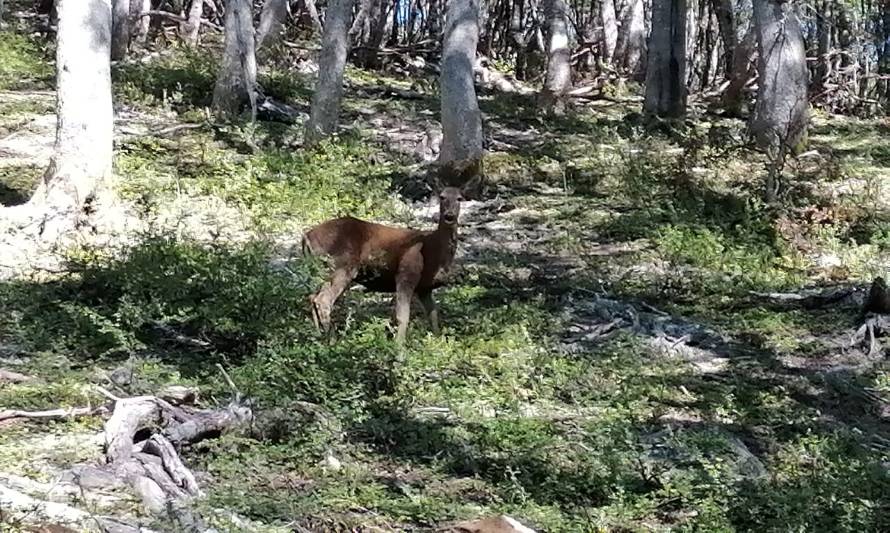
[0, 405, 107, 423]
[94, 385, 122, 402]
[216, 363, 241, 400]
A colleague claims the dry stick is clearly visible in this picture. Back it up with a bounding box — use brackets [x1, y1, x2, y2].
[0, 405, 107, 423]
[0, 369, 32, 383]
[215, 363, 241, 399]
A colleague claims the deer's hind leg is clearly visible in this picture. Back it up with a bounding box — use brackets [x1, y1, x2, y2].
[311, 265, 357, 338]
[417, 289, 440, 335]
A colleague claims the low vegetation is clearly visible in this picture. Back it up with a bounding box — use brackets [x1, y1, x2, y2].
[1, 8, 890, 532]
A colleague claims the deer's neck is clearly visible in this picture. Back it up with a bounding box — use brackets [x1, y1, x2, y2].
[434, 220, 458, 264]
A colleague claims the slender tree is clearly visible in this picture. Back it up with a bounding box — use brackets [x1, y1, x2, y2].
[212, 0, 257, 120]
[439, 0, 484, 185]
[26, 0, 113, 238]
[256, 0, 289, 49]
[130, 0, 151, 45]
[614, 0, 646, 77]
[305, 0, 354, 144]
[600, 0, 618, 64]
[722, 25, 756, 115]
[183, 0, 205, 46]
[711, 0, 735, 75]
[110, 0, 131, 60]
[540, 0, 572, 113]
[750, 0, 809, 201]
[644, 0, 688, 117]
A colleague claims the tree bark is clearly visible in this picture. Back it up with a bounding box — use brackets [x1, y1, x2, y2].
[183, 0, 204, 46]
[439, 0, 484, 185]
[110, 0, 131, 60]
[643, 0, 687, 117]
[814, 0, 832, 94]
[710, 0, 735, 76]
[600, 0, 618, 64]
[27, 0, 113, 236]
[130, 0, 151, 45]
[304, 0, 354, 144]
[256, 0, 289, 49]
[540, 0, 572, 113]
[750, 0, 809, 155]
[614, 0, 646, 77]
[212, 0, 257, 120]
[722, 23, 755, 115]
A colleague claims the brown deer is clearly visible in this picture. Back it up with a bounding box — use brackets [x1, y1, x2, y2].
[301, 187, 465, 343]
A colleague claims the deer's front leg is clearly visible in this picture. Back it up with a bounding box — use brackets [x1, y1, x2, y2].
[394, 246, 423, 345]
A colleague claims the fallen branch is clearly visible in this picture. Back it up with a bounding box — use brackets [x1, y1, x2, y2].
[133, 10, 222, 31]
[0, 369, 32, 383]
[0, 405, 107, 423]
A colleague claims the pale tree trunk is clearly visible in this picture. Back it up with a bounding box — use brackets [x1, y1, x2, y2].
[439, 0, 483, 187]
[685, 0, 697, 86]
[600, 0, 618, 64]
[354, 0, 387, 68]
[183, 0, 204, 46]
[27, 0, 113, 238]
[0, 0, 5, 29]
[130, 0, 151, 45]
[304, 0, 353, 144]
[750, 0, 809, 202]
[644, 0, 687, 117]
[722, 23, 754, 115]
[540, 0, 572, 114]
[614, 0, 646, 77]
[212, 0, 257, 120]
[256, 0, 289, 49]
[111, 0, 131, 60]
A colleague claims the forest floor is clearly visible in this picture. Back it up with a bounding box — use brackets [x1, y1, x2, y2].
[2, 7, 890, 532]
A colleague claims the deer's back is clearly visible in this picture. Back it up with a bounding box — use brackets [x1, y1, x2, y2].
[304, 216, 425, 267]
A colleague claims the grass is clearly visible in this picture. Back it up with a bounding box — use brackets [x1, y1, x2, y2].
[2, 23, 890, 533]
[0, 29, 53, 90]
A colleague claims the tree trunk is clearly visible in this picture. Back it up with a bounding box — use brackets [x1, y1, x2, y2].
[814, 0, 832, 94]
[750, 0, 809, 156]
[540, 0, 572, 114]
[710, 0, 734, 76]
[212, 0, 257, 120]
[721, 23, 755, 115]
[427, 0, 441, 40]
[600, 0, 618, 64]
[256, 0, 289, 49]
[614, 0, 646, 78]
[439, 0, 483, 186]
[643, 0, 687, 117]
[304, 0, 354, 144]
[130, 0, 151, 45]
[111, 0, 131, 60]
[28, 0, 113, 234]
[355, 0, 388, 68]
[183, 0, 204, 46]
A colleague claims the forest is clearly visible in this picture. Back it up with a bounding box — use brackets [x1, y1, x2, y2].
[0, 0, 889, 530]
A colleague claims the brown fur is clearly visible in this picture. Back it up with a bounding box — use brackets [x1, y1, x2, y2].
[302, 187, 464, 343]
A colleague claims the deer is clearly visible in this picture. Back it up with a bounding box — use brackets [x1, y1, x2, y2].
[301, 186, 465, 344]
